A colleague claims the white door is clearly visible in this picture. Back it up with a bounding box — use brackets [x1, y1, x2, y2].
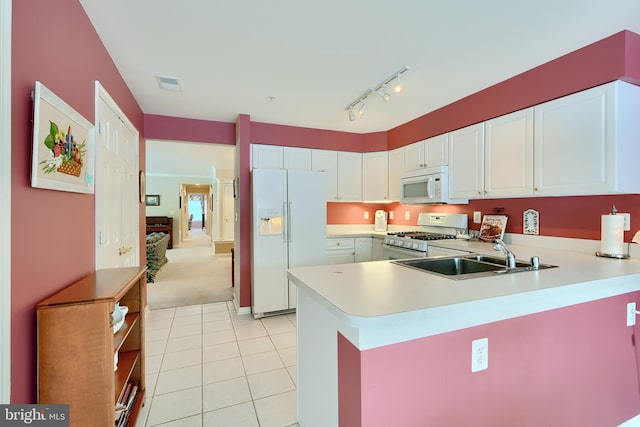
[222, 181, 235, 241]
[95, 83, 139, 269]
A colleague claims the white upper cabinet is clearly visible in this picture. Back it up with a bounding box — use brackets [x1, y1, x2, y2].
[403, 133, 448, 172]
[533, 80, 640, 196]
[337, 151, 363, 202]
[387, 147, 404, 201]
[252, 144, 312, 170]
[362, 151, 389, 202]
[312, 150, 362, 201]
[484, 108, 534, 198]
[252, 144, 283, 169]
[448, 123, 485, 199]
[283, 147, 312, 170]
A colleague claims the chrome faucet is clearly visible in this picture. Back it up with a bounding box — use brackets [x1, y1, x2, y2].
[494, 239, 516, 268]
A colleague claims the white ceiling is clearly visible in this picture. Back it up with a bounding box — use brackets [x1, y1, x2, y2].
[79, 1, 640, 176]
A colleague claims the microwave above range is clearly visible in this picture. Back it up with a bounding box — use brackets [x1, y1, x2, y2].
[400, 165, 468, 205]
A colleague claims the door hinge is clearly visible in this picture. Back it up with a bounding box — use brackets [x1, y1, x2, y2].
[98, 122, 103, 135]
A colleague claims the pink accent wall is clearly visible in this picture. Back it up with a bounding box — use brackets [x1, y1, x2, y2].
[329, 194, 640, 241]
[144, 114, 235, 145]
[236, 115, 252, 308]
[11, 0, 144, 403]
[387, 30, 636, 148]
[338, 292, 640, 426]
[251, 122, 387, 152]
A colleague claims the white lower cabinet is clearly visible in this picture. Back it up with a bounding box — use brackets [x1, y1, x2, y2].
[355, 237, 372, 262]
[326, 238, 355, 264]
[371, 237, 385, 261]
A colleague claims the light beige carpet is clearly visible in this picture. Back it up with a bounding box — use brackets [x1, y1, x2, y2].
[147, 230, 234, 309]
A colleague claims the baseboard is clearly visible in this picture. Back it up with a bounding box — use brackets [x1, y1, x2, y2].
[233, 294, 251, 315]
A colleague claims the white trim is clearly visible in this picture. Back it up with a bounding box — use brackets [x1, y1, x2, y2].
[0, 0, 12, 403]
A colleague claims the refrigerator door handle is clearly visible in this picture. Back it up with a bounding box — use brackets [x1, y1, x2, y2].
[283, 202, 288, 243]
[287, 202, 293, 243]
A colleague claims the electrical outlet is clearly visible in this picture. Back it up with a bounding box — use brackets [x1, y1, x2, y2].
[628, 302, 637, 326]
[619, 213, 631, 231]
[473, 211, 482, 224]
[405, 211, 410, 220]
[389, 211, 394, 220]
[364, 211, 369, 220]
[472, 338, 489, 372]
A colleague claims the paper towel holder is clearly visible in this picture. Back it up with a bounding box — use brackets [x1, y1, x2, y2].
[596, 205, 630, 259]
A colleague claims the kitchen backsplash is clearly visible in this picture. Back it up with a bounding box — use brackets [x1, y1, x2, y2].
[327, 194, 640, 241]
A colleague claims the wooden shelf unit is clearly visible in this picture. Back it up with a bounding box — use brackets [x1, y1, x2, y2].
[36, 267, 147, 427]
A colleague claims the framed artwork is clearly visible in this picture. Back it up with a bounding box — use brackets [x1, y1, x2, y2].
[146, 195, 160, 206]
[31, 81, 95, 193]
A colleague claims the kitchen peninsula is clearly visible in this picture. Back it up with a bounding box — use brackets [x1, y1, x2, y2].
[288, 238, 640, 426]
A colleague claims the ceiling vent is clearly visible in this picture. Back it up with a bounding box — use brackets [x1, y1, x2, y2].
[156, 75, 181, 91]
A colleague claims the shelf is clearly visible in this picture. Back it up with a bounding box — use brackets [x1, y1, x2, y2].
[115, 351, 140, 404]
[114, 312, 139, 352]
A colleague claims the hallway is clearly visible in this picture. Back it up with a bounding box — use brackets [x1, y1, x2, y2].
[147, 230, 233, 310]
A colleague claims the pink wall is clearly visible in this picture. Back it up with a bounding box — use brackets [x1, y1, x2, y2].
[387, 30, 636, 148]
[11, 0, 144, 403]
[328, 194, 640, 241]
[338, 292, 640, 426]
[144, 114, 235, 145]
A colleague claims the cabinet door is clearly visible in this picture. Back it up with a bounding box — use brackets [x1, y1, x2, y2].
[534, 84, 615, 196]
[362, 151, 388, 202]
[448, 123, 485, 199]
[311, 149, 338, 201]
[371, 237, 385, 261]
[403, 141, 425, 171]
[252, 144, 283, 169]
[388, 148, 404, 201]
[284, 147, 312, 170]
[485, 108, 534, 197]
[337, 152, 362, 202]
[424, 134, 448, 167]
[355, 237, 373, 262]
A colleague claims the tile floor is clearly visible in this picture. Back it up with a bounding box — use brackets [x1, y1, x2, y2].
[135, 301, 299, 427]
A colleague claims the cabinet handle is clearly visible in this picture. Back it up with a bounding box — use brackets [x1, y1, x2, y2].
[534, 187, 538, 192]
[478, 191, 482, 195]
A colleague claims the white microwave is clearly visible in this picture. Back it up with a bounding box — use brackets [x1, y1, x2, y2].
[400, 166, 468, 204]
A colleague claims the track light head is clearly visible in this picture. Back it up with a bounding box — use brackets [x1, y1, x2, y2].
[394, 73, 403, 93]
[348, 109, 355, 122]
[357, 101, 366, 116]
[377, 88, 391, 102]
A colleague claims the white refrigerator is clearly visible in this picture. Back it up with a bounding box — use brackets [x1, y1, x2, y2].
[251, 169, 327, 317]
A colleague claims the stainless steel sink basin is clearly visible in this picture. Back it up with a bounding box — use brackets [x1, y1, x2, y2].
[392, 254, 557, 280]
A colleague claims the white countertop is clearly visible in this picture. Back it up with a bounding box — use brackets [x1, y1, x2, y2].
[288, 236, 640, 349]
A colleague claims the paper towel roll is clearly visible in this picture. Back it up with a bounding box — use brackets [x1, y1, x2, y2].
[601, 215, 625, 255]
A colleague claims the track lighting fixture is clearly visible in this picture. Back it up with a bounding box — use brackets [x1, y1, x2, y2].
[393, 73, 403, 93]
[344, 66, 408, 122]
[357, 101, 366, 116]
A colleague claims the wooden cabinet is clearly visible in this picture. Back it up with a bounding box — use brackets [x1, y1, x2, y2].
[533, 81, 640, 196]
[312, 150, 362, 201]
[403, 133, 448, 172]
[362, 151, 389, 202]
[37, 267, 147, 427]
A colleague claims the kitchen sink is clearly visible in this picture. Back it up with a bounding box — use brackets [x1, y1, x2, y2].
[392, 254, 557, 280]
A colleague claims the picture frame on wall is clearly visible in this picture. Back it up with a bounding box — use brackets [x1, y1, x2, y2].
[31, 81, 95, 193]
[146, 195, 160, 206]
